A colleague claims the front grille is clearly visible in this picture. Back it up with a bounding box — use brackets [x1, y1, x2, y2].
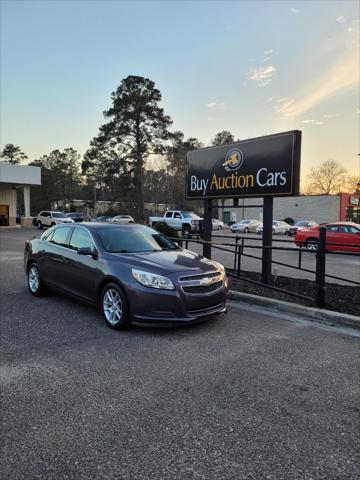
[179, 271, 219, 282]
[182, 281, 223, 295]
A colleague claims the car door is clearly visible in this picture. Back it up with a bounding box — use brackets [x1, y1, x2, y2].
[42, 225, 74, 289]
[325, 225, 340, 251]
[337, 225, 360, 252]
[64, 226, 100, 302]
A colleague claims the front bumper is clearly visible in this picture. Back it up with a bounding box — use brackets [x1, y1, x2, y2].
[127, 276, 228, 325]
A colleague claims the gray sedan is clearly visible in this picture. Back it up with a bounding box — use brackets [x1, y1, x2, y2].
[24, 223, 228, 329]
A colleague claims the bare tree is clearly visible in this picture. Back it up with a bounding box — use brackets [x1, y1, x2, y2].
[346, 174, 360, 194]
[306, 159, 348, 194]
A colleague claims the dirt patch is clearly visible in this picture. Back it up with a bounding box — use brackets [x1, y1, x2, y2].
[228, 270, 360, 317]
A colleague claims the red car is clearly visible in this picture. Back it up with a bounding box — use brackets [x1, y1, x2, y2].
[295, 222, 360, 252]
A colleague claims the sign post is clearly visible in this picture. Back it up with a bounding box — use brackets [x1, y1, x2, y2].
[186, 130, 302, 281]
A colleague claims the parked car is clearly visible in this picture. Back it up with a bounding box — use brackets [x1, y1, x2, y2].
[295, 222, 360, 252]
[65, 212, 90, 222]
[149, 210, 203, 238]
[230, 219, 261, 233]
[256, 220, 290, 235]
[35, 211, 74, 229]
[212, 218, 225, 230]
[111, 215, 135, 224]
[93, 216, 113, 222]
[288, 220, 318, 236]
[24, 223, 228, 329]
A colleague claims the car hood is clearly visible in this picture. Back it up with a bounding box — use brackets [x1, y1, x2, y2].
[109, 249, 219, 275]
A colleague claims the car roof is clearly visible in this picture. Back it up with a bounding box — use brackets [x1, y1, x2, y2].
[81, 222, 142, 231]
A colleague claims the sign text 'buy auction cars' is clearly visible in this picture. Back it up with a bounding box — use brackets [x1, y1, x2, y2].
[186, 131, 301, 199]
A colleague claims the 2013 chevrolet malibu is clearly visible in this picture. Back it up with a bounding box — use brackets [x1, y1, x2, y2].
[24, 223, 228, 329]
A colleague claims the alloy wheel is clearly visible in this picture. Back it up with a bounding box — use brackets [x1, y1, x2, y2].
[103, 288, 123, 326]
[28, 265, 40, 293]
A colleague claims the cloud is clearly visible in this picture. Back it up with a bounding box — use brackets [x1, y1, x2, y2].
[267, 97, 274, 103]
[316, 121, 324, 125]
[301, 119, 315, 123]
[336, 15, 345, 24]
[275, 98, 295, 114]
[264, 49, 273, 55]
[275, 48, 359, 117]
[323, 113, 339, 118]
[205, 102, 224, 108]
[248, 65, 276, 87]
[290, 8, 298, 14]
[207, 117, 224, 121]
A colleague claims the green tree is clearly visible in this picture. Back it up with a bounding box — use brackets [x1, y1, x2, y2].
[29, 148, 82, 212]
[212, 130, 236, 146]
[92, 75, 173, 221]
[0, 144, 28, 164]
[165, 131, 203, 208]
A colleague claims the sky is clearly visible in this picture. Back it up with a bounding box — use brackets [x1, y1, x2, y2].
[1, 0, 359, 186]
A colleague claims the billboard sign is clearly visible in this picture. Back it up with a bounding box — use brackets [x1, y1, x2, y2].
[186, 130, 301, 199]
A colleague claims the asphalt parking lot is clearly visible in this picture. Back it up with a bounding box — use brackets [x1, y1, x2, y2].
[1, 228, 359, 480]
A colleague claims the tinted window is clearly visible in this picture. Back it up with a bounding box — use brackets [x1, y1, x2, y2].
[97, 226, 179, 253]
[50, 226, 72, 247]
[326, 225, 339, 233]
[52, 212, 66, 218]
[174, 212, 181, 218]
[69, 228, 95, 251]
[165, 212, 173, 218]
[340, 225, 359, 233]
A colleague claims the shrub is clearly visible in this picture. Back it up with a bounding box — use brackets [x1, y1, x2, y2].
[152, 221, 178, 238]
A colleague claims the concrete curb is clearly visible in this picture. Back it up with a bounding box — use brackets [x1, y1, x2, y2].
[228, 290, 360, 331]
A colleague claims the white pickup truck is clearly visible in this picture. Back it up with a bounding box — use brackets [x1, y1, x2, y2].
[149, 210, 203, 237]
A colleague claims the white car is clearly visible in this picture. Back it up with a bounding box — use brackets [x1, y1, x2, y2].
[256, 221, 290, 235]
[111, 215, 135, 224]
[36, 211, 74, 229]
[212, 218, 225, 230]
[230, 219, 261, 233]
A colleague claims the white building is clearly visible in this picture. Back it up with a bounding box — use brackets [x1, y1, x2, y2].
[0, 163, 41, 227]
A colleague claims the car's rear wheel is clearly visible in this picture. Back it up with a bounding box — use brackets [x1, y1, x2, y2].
[37, 221, 43, 229]
[244, 227, 249, 233]
[182, 226, 192, 238]
[305, 239, 319, 251]
[27, 263, 45, 296]
[101, 283, 129, 329]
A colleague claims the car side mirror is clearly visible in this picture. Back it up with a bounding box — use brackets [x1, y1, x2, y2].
[78, 247, 98, 258]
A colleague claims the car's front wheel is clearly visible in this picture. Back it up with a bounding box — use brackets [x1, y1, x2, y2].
[244, 227, 249, 233]
[27, 263, 45, 296]
[37, 221, 43, 229]
[101, 283, 129, 329]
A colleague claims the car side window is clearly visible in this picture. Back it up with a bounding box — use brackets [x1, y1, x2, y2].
[69, 227, 95, 251]
[174, 212, 181, 219]
[165, 212, 173, 218]
[50, 226, 72, 247]
[326, 225, 339, 233]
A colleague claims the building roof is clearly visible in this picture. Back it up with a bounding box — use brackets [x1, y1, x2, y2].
[0, 163, 41, 186]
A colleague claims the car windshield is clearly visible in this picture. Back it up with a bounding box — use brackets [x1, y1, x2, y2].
[295, 221, 308, 226]
[52, 212, 66, 218]
[182, 212, 199, 219]
[97, 226, 180, 253]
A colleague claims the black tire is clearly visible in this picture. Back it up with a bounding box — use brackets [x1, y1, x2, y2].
[51, 222, 55, 227]
[182, 226, 192, 238]
[37, 221, 43, 229]
[288, 231, 292, 236]
[244, 227, 249, 234]
[101, 282, 129, 329]
[27, 263, 45, 296]
[305, 239, 319, 251]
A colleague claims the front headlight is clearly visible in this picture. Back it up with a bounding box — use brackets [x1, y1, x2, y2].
[132, 269, 175, 290]
[210, 260, 226, 276]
